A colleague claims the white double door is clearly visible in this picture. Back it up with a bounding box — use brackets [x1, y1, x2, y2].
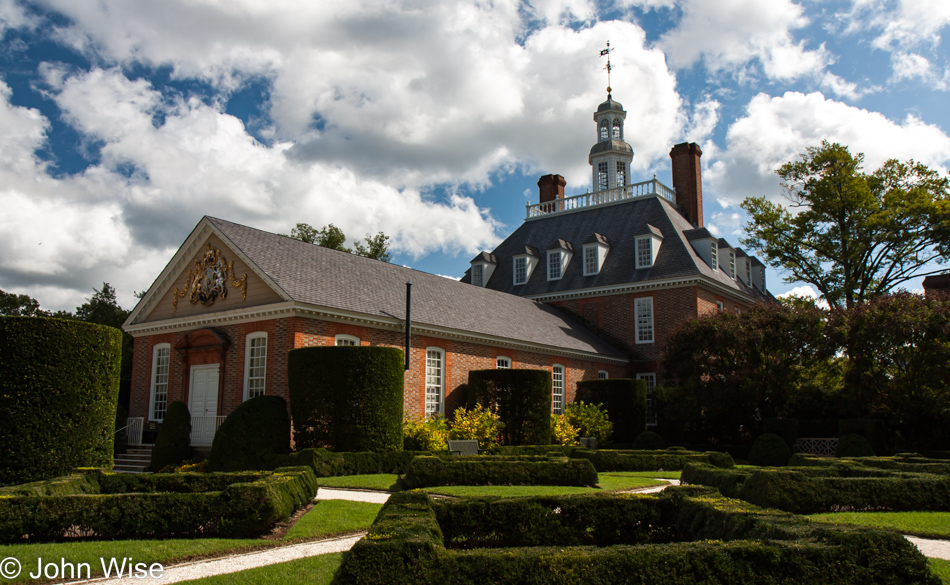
[189, 364, 219, 445]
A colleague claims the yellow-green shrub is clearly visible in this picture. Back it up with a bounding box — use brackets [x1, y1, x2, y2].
[552, 415, 579, 446]
[448, 404, 504, 450]
[403, 416, 449, 451]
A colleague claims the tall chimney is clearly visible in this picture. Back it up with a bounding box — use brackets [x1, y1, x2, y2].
[670, 142, 703, 228]
[537, 174, 566, 204]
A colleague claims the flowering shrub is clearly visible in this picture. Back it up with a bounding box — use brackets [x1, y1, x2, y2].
[552, 415, 579, 446]
[448, 404, 504, 450]
[403, 415, 449, 451]
[565, 401, 613, 445]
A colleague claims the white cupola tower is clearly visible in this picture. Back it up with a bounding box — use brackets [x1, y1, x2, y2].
[589, 93, 634, 193]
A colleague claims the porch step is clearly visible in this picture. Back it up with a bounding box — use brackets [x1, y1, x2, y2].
[114, 445, 153, 474]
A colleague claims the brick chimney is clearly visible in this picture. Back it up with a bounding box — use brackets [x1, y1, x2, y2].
[670, 142, 703, 228]
[538, 174, 566, 204]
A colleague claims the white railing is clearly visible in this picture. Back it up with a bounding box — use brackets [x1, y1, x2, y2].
[120, 417, 144, 446]
[526, 178, 676, 219]
[191, 416, 227, 446]
[794, 437, 839, 457]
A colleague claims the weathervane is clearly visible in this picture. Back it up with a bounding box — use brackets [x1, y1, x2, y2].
[600, 40, 613, 96]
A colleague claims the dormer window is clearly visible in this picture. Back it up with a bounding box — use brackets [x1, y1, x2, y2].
[469, 252, 496, 287]
[584, 246, 597, 275]
[729, 250, 736, 279]
[472, 264, 484, 287]
[514, 257, 527, 285]
[635, 225, 663, 269]
[581, 234, 609, 276]
[746, 261, 752, 285]
[548, 250, 562, 280]
[512, 247, 539, 286]
[710, 242, 718, 271]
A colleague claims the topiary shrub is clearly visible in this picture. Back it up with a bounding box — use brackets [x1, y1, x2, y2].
[289, 346, 404, 452]
[467, 369, 551, 445]
[632, 431, 665, 450]
[208, 395, 291, 471]
[575, 379, 647, 443]
[0, 316, 121, 486]
[403, 415, 449, 451]
[150, 401, 192, 472]
[114, 402, 129, 457]
[748, 433, 792, 467]
[835, 433, 875, 458]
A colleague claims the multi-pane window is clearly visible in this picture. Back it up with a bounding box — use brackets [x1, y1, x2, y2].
[425, 348, 444, 416]
[746, 261, 752, 285]
[716, 300, 724, 313]
[149, 344, 170, 421]
[244, 333, 267, 400]
[616, 162, 625, 187]
[584, 246, 598, 275]
[514, 257, 527, 285]
[598, 162, 608, 191]
[612, 119, 621, 139]
[335, 335, 360, 346]
[710, 242, 718, 271]
[635, 297, 654, 343]
[552, 364, 565, 415]
[637, 373, 657, 426]
[729, 251, 736, 279]
[548, 251, 562, 280]
[496, 356, 511, 369]
[472, 264, 483, 287]
[598, 370, 609, 379]
[599, 123, 608, 141]
[637, 237, 652, 268]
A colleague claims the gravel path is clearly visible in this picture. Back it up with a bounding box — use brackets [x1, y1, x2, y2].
[315, 487, 391, 503]
[622, 478, 681, 494]
[62, 534, 363, 585]
[905, 535, 950, 560]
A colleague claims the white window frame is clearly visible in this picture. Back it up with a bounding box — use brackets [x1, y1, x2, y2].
[496, 356, 511, 369]
[425, 347, 445, 417]
[597, 162, 608, 191]
[335, 334, 360, 346]
[471, 264, 484, 287]
[513, 256, 527, 285]
[716, 300, 724, 313]
[598, 370, 609, 380]
[243, 332, 268, 401]
[599, 122, 609, 141]
[637, 373, 657, 426]
[552, 364, 565, 415]
[746, 261, 752, 286]
[636, 237, 652, 268]
[547, 250, 562, 281]
[635, 297, 654, 344]
[583, 245, 598, 276]
[615, 161, 625, 186]
[148, 343, 171, 422]
[710, 242, 718, 271]
[729, 250, 736, 279]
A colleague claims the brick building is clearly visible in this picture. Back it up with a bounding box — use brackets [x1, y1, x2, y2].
[123, 91, 771, 443]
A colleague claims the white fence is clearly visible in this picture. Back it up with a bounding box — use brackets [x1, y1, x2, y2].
[793, 437, 839, 457]
[191, 415, 227, 446]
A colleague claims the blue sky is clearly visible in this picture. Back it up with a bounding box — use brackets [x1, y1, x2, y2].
[1, 0, 949, 311]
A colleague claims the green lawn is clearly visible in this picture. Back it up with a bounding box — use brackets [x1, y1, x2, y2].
[316, 474, 401, 491]
[422, 472, 668, 497]
[175, 553, 344, 585]
[283, 500, 383, 541]
[808, 511, 950, 539]
[930, 559, 950, 584]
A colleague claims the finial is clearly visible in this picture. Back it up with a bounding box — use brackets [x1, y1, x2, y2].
[600, 40, 613, 95]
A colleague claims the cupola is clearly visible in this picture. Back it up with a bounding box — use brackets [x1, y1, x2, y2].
[589, 93, 634, 193]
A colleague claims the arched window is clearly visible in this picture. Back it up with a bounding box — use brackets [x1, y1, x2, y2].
[244, 332, 267, 400]
[612, 119, 621, 139]
[599, 122, 609, 141]
[616, 162, 626, 187]
[149, 343, 171, 421]
[335, 334, 360, 346]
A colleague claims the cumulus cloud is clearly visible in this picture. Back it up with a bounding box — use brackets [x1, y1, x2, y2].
[777, 284, 829, 308]
[891, 52, 949, 89]
[705, 91, 950, 205]
[658, 0, 830, 81]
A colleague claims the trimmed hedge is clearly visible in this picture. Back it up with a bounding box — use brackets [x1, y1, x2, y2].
[632, 430, 665, 449]
[403, 456, 598, 488]
[0, 467, 315, 541]
[835, 433, 875, 457]
[334, 488, 938, 585]
[574, 378, 647, 443]
[681, 463, 753, 498]
[150, 401, 193, 471]
[748, 433, 792, 467]
[289, 346, 404, 452]
[208, 395, 291, 471]
[0, 317, 122, 486]
[788, 453, 950, 474]
[572, 449, 734, 472]
[467, 369, 551, 445]
[275, 448, 454, 477]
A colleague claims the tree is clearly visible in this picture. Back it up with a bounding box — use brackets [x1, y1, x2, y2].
[287, 222, 391, 262]
[76, 283, 133, 381]
[0, 289, 43, 316]
[741, 141, 949, 309]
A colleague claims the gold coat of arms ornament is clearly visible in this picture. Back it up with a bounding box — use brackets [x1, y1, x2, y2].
[172, 244, 248, 311]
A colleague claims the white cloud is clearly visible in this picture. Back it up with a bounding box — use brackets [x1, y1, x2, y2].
[705, 91, 950, 205]
[777, 284, 829, 308]
[891, 52, 949, 90]
[684, 97, 720, 144]
[0, 0, 37, 36]
[820, 72, 877, 100]
[658, 0, 830, 81]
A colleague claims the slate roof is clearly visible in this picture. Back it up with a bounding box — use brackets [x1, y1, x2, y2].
[464, 195, 771, 301]
[204, 217, 626, 360]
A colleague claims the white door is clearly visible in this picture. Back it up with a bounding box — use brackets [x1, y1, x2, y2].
[189, 364, 219, 444]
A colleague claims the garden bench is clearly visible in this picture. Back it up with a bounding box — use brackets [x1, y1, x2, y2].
[447, 440, 479, 456]
[579, 437, 598, 450]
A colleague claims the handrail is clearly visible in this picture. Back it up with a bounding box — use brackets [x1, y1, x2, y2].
[526, 178, 676, 219]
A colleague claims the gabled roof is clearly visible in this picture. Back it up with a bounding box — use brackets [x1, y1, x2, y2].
[126, 217, 626, 362]
[465, 195, 771, 302]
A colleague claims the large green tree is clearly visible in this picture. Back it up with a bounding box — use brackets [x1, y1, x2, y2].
[741, 141, 949, 309]
[0, 289, 43, 316]
[287, 222, 391, 262]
